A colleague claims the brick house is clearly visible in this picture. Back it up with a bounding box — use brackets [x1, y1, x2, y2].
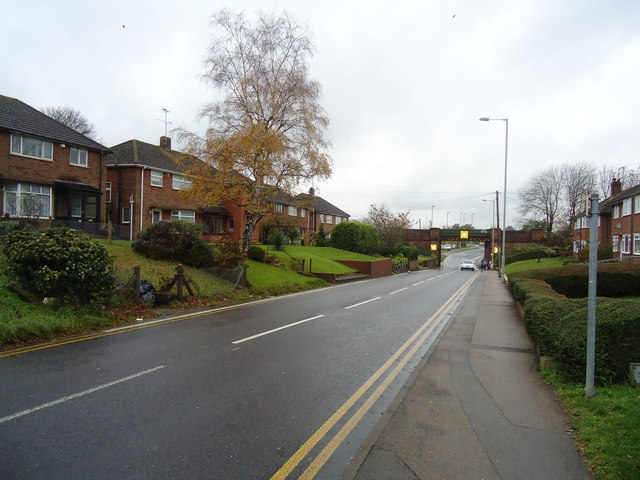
[107, 136, 245, 241]
[572, 178, 640, 257]
[0, 95, 110, 232]
[255, 187, 350, 243]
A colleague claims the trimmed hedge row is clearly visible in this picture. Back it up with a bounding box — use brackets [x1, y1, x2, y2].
[505, 249, 557, 265]
[509, 273, 640, 384]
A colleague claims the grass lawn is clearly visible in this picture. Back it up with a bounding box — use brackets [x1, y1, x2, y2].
[245, 259, 326, 293]
[543, 372, 640, 480]
[504, 257, 568, 275]
[258, 245, 378, 274]
[100, 239, 236, 298]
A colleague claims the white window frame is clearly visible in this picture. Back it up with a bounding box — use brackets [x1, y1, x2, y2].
[171, 210, 195, 223]
[612, 235, 620, 252]
[300, 208, 306, 218]
[623, 198, 632, 216]
[320, 214, 325, 223]
[635, 196, 640, 214]
[229, 218, 235, 233]
[613, 205, 621, 218]
[10, 134, 53, 161]
[275, 204, 283, 214]
[69, 147, 88, 167]
[288, 206, 297, 216]
[326, 215, 333, 224]
[634, 234, 640, 255]
[622, 234, 632, 254]
[122, 206, 131, 224]
[151, 170, 163, 187]
[172, 174, 192, 190]
[3, 182, 52, 218]
[105, 182, 112, 203]
[151, 209, 162, 223]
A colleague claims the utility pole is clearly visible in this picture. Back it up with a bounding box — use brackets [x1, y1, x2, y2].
[495, 190, 501, 276]
[586, 193, 599, 398]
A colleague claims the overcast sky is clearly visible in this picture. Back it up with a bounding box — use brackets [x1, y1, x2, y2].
[3, 0, 640, 229]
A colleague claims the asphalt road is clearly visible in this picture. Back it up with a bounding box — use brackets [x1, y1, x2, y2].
[0, 248, 483, 479]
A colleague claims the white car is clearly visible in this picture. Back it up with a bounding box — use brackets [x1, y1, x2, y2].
[460, 260, 475, 271]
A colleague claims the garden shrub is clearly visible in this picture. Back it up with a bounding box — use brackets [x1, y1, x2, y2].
[213, 236, 246, 268]
[330, 221, 378, 254]
[248, 246, 266, 262]
[132, 221, 214, 267]
[397, 244, 419, 261]
[505, 249, 557, 265]
[391, 253, 408, 265]
[0, 220, 21, 237]
[314, 223, 329, 247]
[0, 227, 115, 303]
[268, 229, 288, 250]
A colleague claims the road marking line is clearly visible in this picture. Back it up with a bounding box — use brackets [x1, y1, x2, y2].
[344, 297, 381, 310]
[427, 277, 435, 281]
[270, 275, 477, 480]
[389, 287, 408, 295]
[412, 281, 424, 286]
[232, 315, 325, 344]
[0, 365, 165, 425]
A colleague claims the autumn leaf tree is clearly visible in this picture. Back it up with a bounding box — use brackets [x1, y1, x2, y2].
[364, 204, 412, 250]
[178, 10, 332, 250]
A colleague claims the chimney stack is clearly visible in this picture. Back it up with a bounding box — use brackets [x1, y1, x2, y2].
[309, 187, 315, 196]
[160, 136, 171, 150]
[611, 178, 622, 197]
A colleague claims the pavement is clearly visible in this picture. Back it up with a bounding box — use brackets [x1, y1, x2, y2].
[344, 271, 592, 480]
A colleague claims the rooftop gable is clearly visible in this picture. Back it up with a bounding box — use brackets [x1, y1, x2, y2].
[108, 138, 204, 174]
[0, 94, 108, 152]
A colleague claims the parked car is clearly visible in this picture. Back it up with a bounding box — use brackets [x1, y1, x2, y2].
[460, 260, 475, 271]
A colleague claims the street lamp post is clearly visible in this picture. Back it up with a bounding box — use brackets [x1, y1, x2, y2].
[480, 116, 509, 278]
[483, 199, 495, 269]
[446, 211, 450, 228]
[430, 205, 435, 228]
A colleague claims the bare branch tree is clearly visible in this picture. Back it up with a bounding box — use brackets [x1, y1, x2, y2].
[363, 204, 412, 249]
[177, 10, 331, 250]
[561, 162, 597, 218]
[42, 106, 97, 139]
[518, 166, 563, 236]
[598, 164, 617, 199]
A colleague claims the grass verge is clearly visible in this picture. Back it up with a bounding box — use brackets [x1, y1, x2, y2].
[543, 371, 640, 480]
[504, 257, 568, 275]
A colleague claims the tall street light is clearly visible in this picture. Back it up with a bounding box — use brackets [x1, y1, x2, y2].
[446, 211, 450, 228]
[483, 199, 495, 269]
[430, 205, 435, 228]
[480, 116, 509, 278]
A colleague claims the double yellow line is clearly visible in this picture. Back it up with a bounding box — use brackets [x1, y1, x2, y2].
[271, 274, 477, 480]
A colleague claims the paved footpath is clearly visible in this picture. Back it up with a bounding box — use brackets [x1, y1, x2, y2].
[345, 272, 592, 480]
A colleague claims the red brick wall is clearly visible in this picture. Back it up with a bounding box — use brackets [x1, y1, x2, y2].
[1, 131, 107, 220]
[338, 258, 392, 278]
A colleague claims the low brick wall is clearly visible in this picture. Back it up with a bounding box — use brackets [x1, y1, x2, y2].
[337, 258, 393, 278]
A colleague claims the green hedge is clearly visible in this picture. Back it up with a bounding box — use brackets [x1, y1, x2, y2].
[509, 273, 640, 384]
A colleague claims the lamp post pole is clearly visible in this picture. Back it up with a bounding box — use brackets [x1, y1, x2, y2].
[446, 211, 450, 228]
[480, 117, 509, 278]
[430, 205, 435, 228]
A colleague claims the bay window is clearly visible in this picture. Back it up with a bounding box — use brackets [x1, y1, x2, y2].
[3, 183, 52, 218]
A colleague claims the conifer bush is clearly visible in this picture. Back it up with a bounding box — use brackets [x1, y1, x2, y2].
[0, 227, 115, 303]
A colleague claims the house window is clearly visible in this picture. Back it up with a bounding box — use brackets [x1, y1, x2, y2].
[122, 206, 131, 224]
[635, 196, 640, 214]
[622, 234, 632, 254]
[288, 206, 297, 216]
[300, 209, 306, 218]
[634, 234, 640, 255]
[335, 217, 341, 224]
[203, 215, 224, 234]
[3, 183, 52, 218]
[106, 182, 112, 203]
[70, 147, 88, 167]
[151, 170, 163, 187]
[320, 214, 325, 223]
[612, 235, 619, 252]
[171, 210, 195, 223]
[613, 205, 621, 218]
[275, 204, 283, 214]
[229, 218, 235, 233]
[172, 175, 192, 190]
[10, 134, 53, 161]
[151, 209, 162, 223]
[623, 198, 632, 216]
[326, 215, 333, 224]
